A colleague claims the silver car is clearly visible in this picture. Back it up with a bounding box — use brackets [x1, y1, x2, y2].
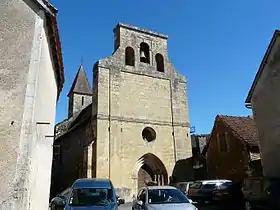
[132, 185, 198, 210]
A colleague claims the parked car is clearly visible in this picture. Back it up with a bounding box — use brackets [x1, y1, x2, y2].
[173, 181, 194, 196]
[50, 178, 120, 210]
[188, 179, 232, 203]
[212, 181, 244, 203]
[49, 187, 71, 210]
[132, 185, 198, 210]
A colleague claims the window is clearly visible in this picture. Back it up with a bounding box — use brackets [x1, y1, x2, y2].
[140, 42, 150, 64]
[81, 96, 84, 106]
[155, 53, 164, 72]
[142, 127, 156, 142]
[219, 133, 227, 152]
[125, 47, 135, 66]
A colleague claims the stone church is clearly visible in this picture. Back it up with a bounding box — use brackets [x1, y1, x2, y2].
[51, 23, 192, 201]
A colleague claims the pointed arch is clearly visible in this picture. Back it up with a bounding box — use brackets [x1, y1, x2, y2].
[132, 153, 168, 187]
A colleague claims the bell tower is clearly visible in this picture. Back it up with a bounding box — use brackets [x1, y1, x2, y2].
[68, 64, 92, 118]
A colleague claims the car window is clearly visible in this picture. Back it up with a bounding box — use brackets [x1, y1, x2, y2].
[202, 183, 217, 189]
[189, 182, 202, 189]
[147, 188, 189, 204]
[68, 188, 114, 206]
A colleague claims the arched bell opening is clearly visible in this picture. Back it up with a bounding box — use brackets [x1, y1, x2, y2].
[140, 42, 150, 64]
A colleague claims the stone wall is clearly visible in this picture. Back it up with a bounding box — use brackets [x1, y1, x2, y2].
[206, 120, 250, 182]
[251, 36, 280, 178]
[68, 93, 92, 118]
[50, 117, 94, 198]
[0, 0, 61, 209]
[0, 1, 36, 208]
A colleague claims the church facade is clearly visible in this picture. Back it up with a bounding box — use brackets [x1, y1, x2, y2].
[51, 23, 192, 201]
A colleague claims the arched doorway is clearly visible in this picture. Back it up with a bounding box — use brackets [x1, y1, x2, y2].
[132, 153, 168, 191]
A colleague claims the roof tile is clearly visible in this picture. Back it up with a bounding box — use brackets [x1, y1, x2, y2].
[219, 115, 259, 146]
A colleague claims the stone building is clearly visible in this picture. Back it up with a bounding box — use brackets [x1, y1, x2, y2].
[51, 23, 191, 201]
[0, 0, 64, 209]
[191, 134, 209, 179]
[203, 115, 261, 182]
[245, 30, 280, 179]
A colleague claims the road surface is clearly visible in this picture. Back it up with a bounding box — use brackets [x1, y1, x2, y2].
[119, 202, 246, 210]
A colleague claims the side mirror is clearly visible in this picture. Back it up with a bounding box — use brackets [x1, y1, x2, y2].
[137, 200, 143, 206]
[189, 199, 193, 204]
[119, 198, 125, 205]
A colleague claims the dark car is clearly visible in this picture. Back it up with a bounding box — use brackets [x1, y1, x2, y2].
[173, 182, 194, 196]
[188, 179, 232, 203]
[212, 181, 244, 203]
[50, 178, 121, 210]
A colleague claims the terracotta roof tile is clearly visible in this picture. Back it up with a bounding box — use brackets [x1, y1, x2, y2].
[219, 115, 259, 146]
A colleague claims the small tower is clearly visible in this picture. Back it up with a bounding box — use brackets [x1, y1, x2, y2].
[68, 64, 92, 118]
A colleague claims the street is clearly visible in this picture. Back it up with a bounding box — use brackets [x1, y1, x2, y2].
[119, 202, 246, 210]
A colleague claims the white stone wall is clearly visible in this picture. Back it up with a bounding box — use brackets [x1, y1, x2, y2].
[28, 15, 58, 210]
[0, 1, 59, 209]
[251, 36, 280, 178]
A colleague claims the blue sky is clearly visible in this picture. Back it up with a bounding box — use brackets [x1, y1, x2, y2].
[52, 0, 280, 134]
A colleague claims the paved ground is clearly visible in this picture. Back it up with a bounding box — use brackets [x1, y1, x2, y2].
[119, 202, 246, 210]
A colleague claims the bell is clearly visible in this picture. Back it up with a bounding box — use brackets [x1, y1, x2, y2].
[140, 51, 146, 59]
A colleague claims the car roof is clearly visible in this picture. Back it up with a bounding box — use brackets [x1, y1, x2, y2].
[72, 178, 112, 189]
[195, 180, 232, 184]
[140, 185, 178, 190]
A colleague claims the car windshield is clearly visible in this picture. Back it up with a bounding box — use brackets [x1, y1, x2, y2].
[147, 188, 189, 204]
[68, 188, 114, 206]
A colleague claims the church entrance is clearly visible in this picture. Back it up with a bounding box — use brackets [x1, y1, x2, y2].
[135, 153, 168, 190]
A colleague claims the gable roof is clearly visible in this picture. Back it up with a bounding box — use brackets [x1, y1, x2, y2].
[202, 115, 259, 156]
[67, 65, 92, 96]
[28, 0, 65, 97]
[245, 30, 280, 104]
[221, 115, 259, 146]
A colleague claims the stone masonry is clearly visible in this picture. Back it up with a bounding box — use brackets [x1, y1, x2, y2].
[93, 23, 192, 201]
[0, 0, 64, 209]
